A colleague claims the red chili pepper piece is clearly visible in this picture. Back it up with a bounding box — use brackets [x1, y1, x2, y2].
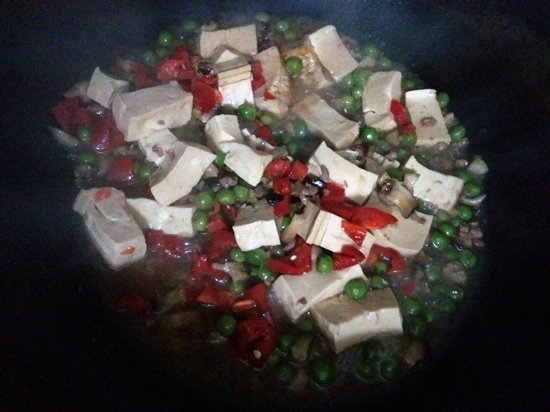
[400, 123, 416, 134]
[266, 236, 311, 275]
[111, 292, 152, 320]
[341, 221, 367, 246]
[171, 45, 190, 63]
[332, 245, 366, 270]
[51, 97, 81, 134]
[263, 91, 276, 100]
[132, 72, 158, 89]
[157, 59, 196, 81]
[190, 79, 219, 113]
[196, 277, 218, 305]
[351, 207, 397, 229]
[232, 317, 277, 368]
[107, 155, 135, 185]
[206, 212, 227, 234]
[367, 245, 405, 274]
[245, 283, 270, 313]
[263, 159, 291, 179]
[390, 99, 409, 126]
[74, 107, 96, 129]
[273, 177, 291, 196]
[321, 181, 346, 205]
[322, 201, 357, 221]
[250, 61, 263, 79]
[273, 194, 291, 217]
[289, 160, 308, 181]
[251, 77, 266, 91]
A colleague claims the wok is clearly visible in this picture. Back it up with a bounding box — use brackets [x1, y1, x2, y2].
[1, 0, 549, 410]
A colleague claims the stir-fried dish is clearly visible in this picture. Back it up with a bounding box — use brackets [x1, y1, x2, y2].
[50, 12, 487, 395]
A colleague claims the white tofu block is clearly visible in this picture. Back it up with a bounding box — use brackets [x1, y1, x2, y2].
[405, 89, 451, 146]
[126, 198, 195, 236]
[362, 71, 402, 132]
[254, 96, 289, 118]
[306, 25, 358, 81]
[403, 156, 464, 211]
[282, 43, 334, 91]
[112, 81, 193, 142]
[293, 94, 359, 150]
[138, 129, 178, 166]
[224, 143, 273, 187]
[149, 141, 216, 206]
[272, 264, 367, 322]
[211, 45, 245, 66]
[204, 114, 244, 151]
[87, 67, 129, 108]
[219, 76, 254, 108]
[366, 193, 433, 257]
[73, 187, 146, 270]
[233, 201, 280, 251]
[198, 24, 257, 59]
[254, 46, 291, 106]
[308, 142, 378, 204]
[312, 288, 403, 354]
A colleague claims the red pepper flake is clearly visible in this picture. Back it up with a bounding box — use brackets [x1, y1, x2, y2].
[273, 194, 290, 217]
[367, 245, 405, 275]
[232, 317, 277, 368]
[263, 159, 291, 179]
[332, 245, 365, 270]
[272, 177, 291, 196]
[107, 155, 135, 185]
[289, 160, 308, 181]
[94, 188, 111, 203]
[341, 221, 367, 246]
[263, 91, 276, 100]
[120, 246, 135, 255]
[389, 99, 409, 126]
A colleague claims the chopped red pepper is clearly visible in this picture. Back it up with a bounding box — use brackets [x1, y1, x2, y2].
[263, 91, 276, 100]
[206, 229, 237, 261]
[390, 99, 409, 126]
[232, 317, 277, 368]
[332, 245, 365, 270]
[341, 221, 367, 246]
[220, 204, 238, 225]
[263, 159, 291, 179]
[189, 254, 226, 281]
[351, 207, 397, 229]
[94, 188, 112, 203]
[51, 97, 80, 134]
[289, 160, 308, 181]
[73, 107, 96, 129]
[322, 201, 357, 221]
[273, 194, 291, 217]
[191, 79, 220, 113]
[245, 283, 270, 313]
[156, 59, 195, 81]
[272, 177, 291, 195]
[321, 181, 346, 205]
[206, 212, 227, 233]
[196, 277, 218, 305]
[266, 236, 312, 275]
[367, 245, 405, 274]
[171, 45, 190, 63]
[400, 123, 416, 134]
[111, 292, 152, 320]
[195, 74, 218, 86]
[132, 72, 158, 89]
[107, 155, 135, 185]
[250, 61, 263, 79]
[90, 113, 124, 153]
[255, 124, 272, 142]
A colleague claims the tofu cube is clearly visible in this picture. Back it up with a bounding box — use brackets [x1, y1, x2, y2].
[112, 81, 193, 142]
[254, 46, 291, 106]
[198, 24, 257, 59]
[311, 288, 403, 354]
[126, 197, 195, 236]
[308, 142, 378, 204]
[306, 25, 358, 81]
[282, 43, 334, 91]
[149, 141, 216, 206]
[87, 67, 129, 108]
[254, 96, 289, 119]
[73, 187, 146, 270]
[212, 51, 254, 108]
[233, 201, 280, 251]
[204, 114, 244, 150]
[404, 156, 464, 211]
[405, 89, 451, 146]
[138, 129, 178, 166]
[362, 71, 402, 132]
[273, 264, 367, 322]
[293, 94, 359, 150]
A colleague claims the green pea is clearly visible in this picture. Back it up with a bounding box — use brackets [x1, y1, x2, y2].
[76, 151, 95, 164]
[456, 205, 473, 221]
[352, 68, 370, 87]
[255, 11, 270, 23]
[286, 141, 300, 157]
[455, 169, 472, 183]
[349, 86, 363, 100]
[279, 215, 291, 232]
[400, 133, 417, 147]
[359, 127, 379, 143]
[386, 167, 403, 181]
[371, 274, 388, 290]
[395, 147, 409, 163]
[216, 188, 235, 205]
[229, 247, 245, 263]
[213, 152, 225, 169]
[356, 359, 376, 380]
[443, 247, 459, 261]
[284, 56, 303, 76]
[449, 284, 465, 302]
[341, 94, 355, 110]
[270, 245, 285, 258]
[375, 139, 391, 154]
[361, 43, 380, 57]
[157, 30, 174, 47]
[249, 265, 259, 277]
[431, 283, 450, 297]
[439, 223, 457, 238]
[229, 280, 245, 296]
[277, 334, 294, 353]
[181, 20, 197, 31]
[402, 297, 422, 316]
[438, 297, 457, 316]
[258, 264, 274, 281]
[310, 359, 335, 387]
[463, 182, 482, 198]
[379, 357, 400, 381]
[142, 50, 157, 67]
[434, 209, 451, 224]
[361, 340, 384, 361]
[260, 112, 274, 126]
[450, 217, 463, 227]
[403, 77, 417, 91]
[280, 132, 293, 145]
[232, 185, 249, 203]
[425, 266, 441, 282]
[138, 163, 155, 180]
[275, 19, 290, 32]
[459, 249, 477, 268]
[238, 103, 256, 122]
[437, 92, 450, 109]
[345, 278, 368, 300]
[244, 248, 267, 266]
[430, 230, 450, 250]
[191, 210, 209, 232]
[293, 118, 308, 138]
[377, 56, 392, 69]
[371, 262, 388, 276]
[75, 126, 92, 144]
[316, 254, 333, 274]
[195, 191, 214, 210]
[342, 73, 354, 88]
[216, 313, 236, 337]
[450, 124, 466, 141]
[275, 363, 294, 383]
[409, 317, 427, 337]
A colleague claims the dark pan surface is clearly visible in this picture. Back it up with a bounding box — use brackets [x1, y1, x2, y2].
[1, 1, 549, 411]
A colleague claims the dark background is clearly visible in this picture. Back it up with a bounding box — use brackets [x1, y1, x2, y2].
[1, 1, 549, 411]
